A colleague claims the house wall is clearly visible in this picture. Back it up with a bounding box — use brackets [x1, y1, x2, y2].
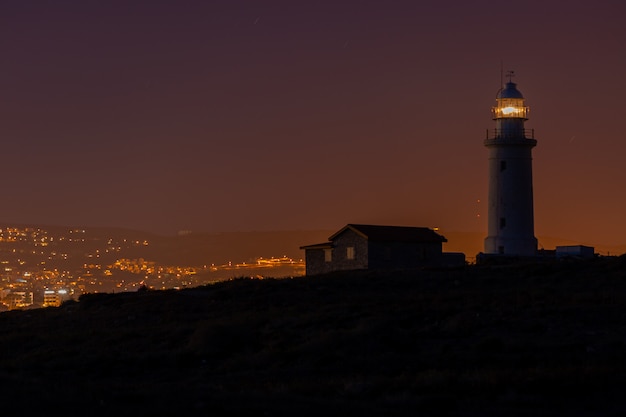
[368, 241, 443, 269]
[304, 248, 334, 276]
[330, 229, 369, 271]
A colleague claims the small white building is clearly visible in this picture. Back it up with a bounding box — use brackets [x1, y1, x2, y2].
[556, 245, 595, 259]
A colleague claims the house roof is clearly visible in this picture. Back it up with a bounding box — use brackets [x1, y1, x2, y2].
[299, 242, 334, 250]
[329, 224, 447, 243]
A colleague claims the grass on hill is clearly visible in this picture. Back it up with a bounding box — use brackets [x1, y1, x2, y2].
[1, 256, 626, 416]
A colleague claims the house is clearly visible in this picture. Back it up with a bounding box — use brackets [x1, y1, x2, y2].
[300, 224, 463, 276]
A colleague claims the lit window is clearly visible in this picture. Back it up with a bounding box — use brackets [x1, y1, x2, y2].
[324, 249, 332, 262]
[346, 247, 355, 260]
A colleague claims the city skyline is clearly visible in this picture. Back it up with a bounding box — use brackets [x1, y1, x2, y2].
[2, 1, 626, 248]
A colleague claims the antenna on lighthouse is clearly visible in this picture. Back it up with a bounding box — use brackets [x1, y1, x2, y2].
[506, 70, 515, 82]
[498, 61, 504, 96]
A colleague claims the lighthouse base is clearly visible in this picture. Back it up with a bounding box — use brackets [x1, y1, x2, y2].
[484, 236, 538, 257]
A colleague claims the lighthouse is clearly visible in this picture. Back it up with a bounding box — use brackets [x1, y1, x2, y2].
[484, 74, 538, 256]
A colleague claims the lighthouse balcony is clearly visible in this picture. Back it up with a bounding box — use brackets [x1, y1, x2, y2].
[484, 129, 537, 147]
[485, 128, 534, 140]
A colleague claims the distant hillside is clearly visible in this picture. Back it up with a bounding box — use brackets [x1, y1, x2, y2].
[144, 229, 626, 265]
[0, 223, 334, 266]
[146, 229, 335, 265]
[3, 223, 624, 269]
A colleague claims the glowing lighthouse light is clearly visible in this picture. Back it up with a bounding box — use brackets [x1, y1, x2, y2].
[493, 97, 528, 119]
[501, 106, 516, 115]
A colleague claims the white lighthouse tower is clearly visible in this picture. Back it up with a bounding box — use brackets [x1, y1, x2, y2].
[484, 74, 538, 256]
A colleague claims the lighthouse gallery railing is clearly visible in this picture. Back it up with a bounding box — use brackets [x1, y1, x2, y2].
[486, 128, 535, 140]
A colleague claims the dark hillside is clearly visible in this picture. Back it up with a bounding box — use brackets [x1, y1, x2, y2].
[2, 256, 626, 416]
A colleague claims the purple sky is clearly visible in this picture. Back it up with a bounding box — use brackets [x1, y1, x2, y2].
[1, 1, 626, 247]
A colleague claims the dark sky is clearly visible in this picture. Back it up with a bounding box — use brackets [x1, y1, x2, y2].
[1, 1, 625, 246]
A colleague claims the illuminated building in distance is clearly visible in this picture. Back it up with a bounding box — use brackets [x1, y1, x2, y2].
[484, 74, 538, 256]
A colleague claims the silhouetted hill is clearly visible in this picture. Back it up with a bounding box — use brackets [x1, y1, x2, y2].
[2, 256, 626, 415]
